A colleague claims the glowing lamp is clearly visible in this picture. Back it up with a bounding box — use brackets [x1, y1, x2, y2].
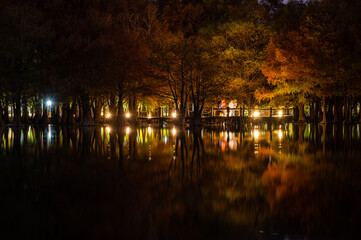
[46, 100, 52, 107]
[253, 111, 260, 117]
[106, 127, 111, 134]
[147, 114, 151, 119]
[126, 112, 130, 118]
[278, 110, 283, 117]
[106, 113, 111, 118]
[172, 112, 176, 118]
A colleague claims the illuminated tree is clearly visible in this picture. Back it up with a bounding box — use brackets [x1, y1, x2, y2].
[212, 21, 271, 110]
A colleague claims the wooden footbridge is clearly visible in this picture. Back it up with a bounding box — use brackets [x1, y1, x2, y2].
[136, 107, 294, 126]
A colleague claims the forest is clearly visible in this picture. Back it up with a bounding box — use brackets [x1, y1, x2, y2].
[1, 0, 361, 126]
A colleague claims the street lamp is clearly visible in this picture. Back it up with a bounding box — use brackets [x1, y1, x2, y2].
[253, 111, 260, 117]
[126, 112, 130, 118]
[46, 100, 52, 107]
[172, 112, 176, 118]
[278, 110, 283, 117]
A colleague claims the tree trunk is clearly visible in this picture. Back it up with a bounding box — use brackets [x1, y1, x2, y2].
[358, 102, 361, 123]
[41, 102, 49, 125]
[93, 97, 102, 123]
[22, 99, 30, 124]
[128, 94, 138, 125]
[297, 102, 306, 123]
[310, 102, 316, 123]
[109, 93, 117, 119]
[320, 96, 327, 125]
[332, 97, 339, 123]
[80, 94, 96, 126]
[343, 98, 352, 124]
[0, 103, 4, 125]
[0, 107, 4, 125]
[61, 105, 68, 124]
[33, 98, 42, 124]
[53, 105, 60, 124]
[315, 100, 321, 123]
[116, 92, 125, 126]
[4, 102, 10, 124]
[293, 106, 299, 122]
[67, 104, 76, 125]
[12, 97, 22, 126]
[191, 106, 203, 126]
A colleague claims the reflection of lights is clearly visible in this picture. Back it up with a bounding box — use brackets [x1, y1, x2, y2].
[278, 110, 283, 117]
[106, 113, 111, 118]
[254, 129, 260, 140]
[219, 140, 227, 152]
[253, 111, 260, 117]
[172, 127, 176, 136]
[229, 140, 237, 150]
[101, 112, 104, 116]
[126, 127, 130, 135]
[147, 114, 151, 119]
[126, 112, 130, 118]
[48, 131, 51, 139]
[172, 112, 176, 118]
[106, 127, 111, 134]
[278, 129, 283, 140]
[147, 126, 152, 134]
[46, 100, 52, 107]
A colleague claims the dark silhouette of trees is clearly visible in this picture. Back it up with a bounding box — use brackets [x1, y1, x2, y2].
[0, 0, 361, 126]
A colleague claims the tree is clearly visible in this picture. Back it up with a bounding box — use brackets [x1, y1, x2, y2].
[0, 0, 51, 126]
[212, 21, 271, 111]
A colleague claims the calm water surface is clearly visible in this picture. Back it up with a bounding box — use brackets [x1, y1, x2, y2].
[1, 124, 361, 239]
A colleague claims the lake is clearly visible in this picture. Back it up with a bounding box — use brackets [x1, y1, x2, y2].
[1, 123, 361, 239]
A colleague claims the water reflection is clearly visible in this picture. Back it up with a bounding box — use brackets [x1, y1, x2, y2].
[1, 124, 361, 239]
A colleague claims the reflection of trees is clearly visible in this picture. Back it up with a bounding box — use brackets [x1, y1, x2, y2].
[0, 126, 6, 154]
[128, 127, 137, 160]
[1, 126, 361, 239]
[191, 127, 204, 179]
[13, 127, 21, 160]
[169, 128, 187, 185]
[80, 127, 94, 163]
[261, 153, 361, 238]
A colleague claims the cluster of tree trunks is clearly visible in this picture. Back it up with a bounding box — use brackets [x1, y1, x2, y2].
[294, 97, 361, 124]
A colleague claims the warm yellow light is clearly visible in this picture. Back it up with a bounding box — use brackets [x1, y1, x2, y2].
[106, 113, 111, 118]
[172, 127, 176, 136]
[106, 126, 111, 134]
[148, 126, 152, 134]
[172, 112, 176, 118]
[126, 112, 130, 118]
[147, 114, 151, 119]
[126, 127, 130, 135]
[278, 110, 283, 117]
[278, 129, 283, 140]
[253, 111, 260, 117]
[254, 129, 260, 140]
